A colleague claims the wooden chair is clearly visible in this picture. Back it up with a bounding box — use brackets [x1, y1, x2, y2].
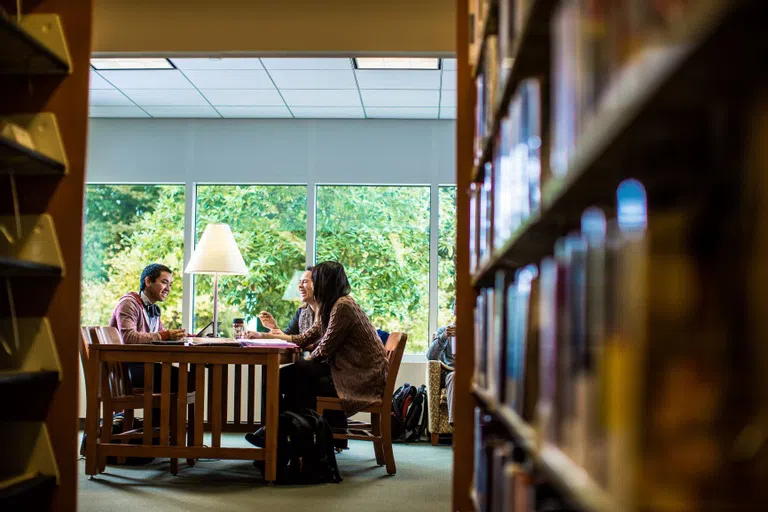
[79, 326, 195, 473]
[317, 332, 407, 475]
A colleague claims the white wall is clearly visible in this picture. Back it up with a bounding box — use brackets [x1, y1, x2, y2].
[80, 117, 455, 420]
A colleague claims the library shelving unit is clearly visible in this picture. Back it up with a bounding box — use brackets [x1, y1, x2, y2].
[454, 0, 768, 510]
[0, 0, 92, 510]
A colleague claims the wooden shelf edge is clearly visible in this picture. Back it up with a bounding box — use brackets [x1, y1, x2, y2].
[0, 14, 70, 75]
[471, 0, 498, 80]
[471, 213, 540, 287]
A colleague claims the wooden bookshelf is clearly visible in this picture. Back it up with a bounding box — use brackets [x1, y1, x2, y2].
[0, 0, 91, 510]
[456, 0, 768, 510]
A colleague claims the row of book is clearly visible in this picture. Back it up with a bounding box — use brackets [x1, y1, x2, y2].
[470, 78, 543, 272]
[550, 0, 701, 177]
[474, 178, 749, 510]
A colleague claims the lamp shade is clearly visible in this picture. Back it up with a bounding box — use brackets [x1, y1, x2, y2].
[185, 223, 248, 275]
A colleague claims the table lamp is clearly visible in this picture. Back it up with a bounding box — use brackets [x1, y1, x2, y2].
[185, 223, 248, 338]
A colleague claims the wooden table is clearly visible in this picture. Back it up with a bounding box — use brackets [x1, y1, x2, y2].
[84, 343, 299, 482]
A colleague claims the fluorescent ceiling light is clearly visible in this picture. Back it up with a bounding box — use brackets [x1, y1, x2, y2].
[354, 57, 440, 70]
[90, 58, 174, 70]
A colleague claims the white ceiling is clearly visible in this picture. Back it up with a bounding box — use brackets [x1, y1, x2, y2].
[89, 57, 457, 120]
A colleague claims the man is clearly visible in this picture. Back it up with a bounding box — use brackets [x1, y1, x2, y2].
[426, 302, 456, 425]
[110, 263, 187, 391]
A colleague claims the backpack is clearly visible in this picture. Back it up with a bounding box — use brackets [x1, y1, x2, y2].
[79, 412, 156, 465]
[275, 409, 342, 485]
[391, 383, 417, 439]
[402, 384, 429, 442]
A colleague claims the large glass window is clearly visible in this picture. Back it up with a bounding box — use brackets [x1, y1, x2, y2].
[315, 186, 431, 354]
[81, 185, 186, 327]
[193, 185, 307, 337]
[438, 186, 457, 328]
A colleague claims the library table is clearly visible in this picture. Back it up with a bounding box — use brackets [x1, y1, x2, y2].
[84, 342, 299, 482]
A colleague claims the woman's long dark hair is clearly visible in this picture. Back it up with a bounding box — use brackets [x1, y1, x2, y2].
[312, 261, 351, 329]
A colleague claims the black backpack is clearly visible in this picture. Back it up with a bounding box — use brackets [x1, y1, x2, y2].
[391, 383, 429, 442]
[275, 409, 342, 485]
[391, 383, 417, 439]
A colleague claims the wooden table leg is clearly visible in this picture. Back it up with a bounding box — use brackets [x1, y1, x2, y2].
[85, 354, 100, 476]
[211, 364, 222, 448]
[261, 365, 267, 426]
[177, 363, 192, 467]
[194, 364, 205, 449]
[264, 353, 279, 483]
[143, 363, 154, 447]
[99, 368, 113, 473]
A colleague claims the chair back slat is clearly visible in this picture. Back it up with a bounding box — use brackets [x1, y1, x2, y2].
[79, 326, 91, 370]
[382, 332, 408, 409]
[94, 326, 133, 397]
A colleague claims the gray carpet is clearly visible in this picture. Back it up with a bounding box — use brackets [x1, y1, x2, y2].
[78, 433, 453, 512]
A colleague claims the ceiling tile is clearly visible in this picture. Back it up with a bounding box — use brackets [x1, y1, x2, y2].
[216, 106, 293, 118]
[90, 106, 149, 118]
[122, 89, 208, 106]
[144, 106, 221, 118]
[89, 70, 114, 89]
[268, 70, 357, 90]
[201, 89, 285, 106]
[365, 107, 439, 119]
[291, 106, 364, 118]
[96, 70, 194, 89]
[355, 70, 441, 90]
[440, 91, 457, 108]
[442, 58, 457, 70]
[89, 89, 134, 106]
[182, 69, 275, 89]
[281, 89, 361, 107]
[441, 70, 457, 90]
[171, 58, 264, 70]
[261, 58, 352, 70]
[439, 107, 457, 119]
[360, 89, 439, 107]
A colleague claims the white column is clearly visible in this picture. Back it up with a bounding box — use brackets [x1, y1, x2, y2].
[182, 181, 196, 332]
[429, 183, 440, 341]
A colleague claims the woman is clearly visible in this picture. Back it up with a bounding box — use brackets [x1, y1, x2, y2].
[258, 266, 316, 336]
[246, 261, 389, 445]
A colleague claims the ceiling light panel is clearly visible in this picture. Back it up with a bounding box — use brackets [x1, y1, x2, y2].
[201, 89, 285, 106]
[122, 89, 209, 106]
[143, 106, 221, 118]
[171, 58, 264, 70]
[365, 107, 439, 119]
[97, 70, 194, 90]
[89, 89, 134, 106]
[291, 106, 364, 118]
[355, 70, 441, 90]
[360, 89, 440, 107]
[91, 58, 173, 70]
[89, 70, 114, 89]
[354, 57, 440, 70]
[216, 106, 293, 118]
[182, 70, 275, 89]
[280, 89, 361, 107]
[268, 70, 357, 90]
[90, 106, 149, 118]
[261, 58, 352, 70]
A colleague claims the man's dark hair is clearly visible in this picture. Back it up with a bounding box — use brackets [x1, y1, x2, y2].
[312, 261, 350, 329]
[305, 265, 314, 272]
[140, 263, 172, 292]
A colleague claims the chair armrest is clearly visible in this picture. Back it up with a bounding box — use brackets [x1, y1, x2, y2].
[438, 361, 454, 372]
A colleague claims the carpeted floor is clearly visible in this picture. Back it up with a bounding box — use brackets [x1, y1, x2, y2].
[78, 433, 453, 512]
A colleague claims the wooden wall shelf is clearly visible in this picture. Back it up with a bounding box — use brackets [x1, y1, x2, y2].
[0, 473, 57, 510]
[0, 13, 70, 75]
[0, 215, 66, 277]
[0, 113, 69, 175]
[0, 371, 60, 421]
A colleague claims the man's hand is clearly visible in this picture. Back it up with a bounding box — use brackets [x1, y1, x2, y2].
[167, 329, 187, 341]
[258, 311, 278, 330]
[446, 325, 456, 338]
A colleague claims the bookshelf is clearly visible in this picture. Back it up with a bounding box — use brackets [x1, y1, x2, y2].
[456, 0, 768, 510]
[0, 0, 92, 510]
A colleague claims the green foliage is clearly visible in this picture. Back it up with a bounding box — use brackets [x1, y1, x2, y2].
[80, 184, 458, 355]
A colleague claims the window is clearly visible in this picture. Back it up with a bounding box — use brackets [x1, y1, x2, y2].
[315, 186, 431, 354]
[438, 186, 457, 328]
[81, 184, 186, 327]
[193, 185, 307, 337]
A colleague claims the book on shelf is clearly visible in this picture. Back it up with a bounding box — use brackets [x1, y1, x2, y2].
[485, 287, 498, 399]
[504, 265, 537, 419]
[492, 270, 510, 403]
[474, 291, 488, 390]
[470, 182, 480, 274]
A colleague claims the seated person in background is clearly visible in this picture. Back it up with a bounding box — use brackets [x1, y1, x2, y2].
[245, 261, 389, 446]
[109, 263, 189, 392]
[426, 301, 456, 425]
[258, 266, 316, 336]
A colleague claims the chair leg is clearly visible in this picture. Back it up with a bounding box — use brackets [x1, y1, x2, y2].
[170, 405, 178, 475]
[431, 432, 440, 446]
[187, 402, 196, 467]
[371, 412, 385, 466]
[117, 409, 132, 464]
[100, 409, 113, 473]
[380, 408, 396, 475]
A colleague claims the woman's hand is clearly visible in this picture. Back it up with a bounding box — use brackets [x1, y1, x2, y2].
[245, 331, 265, 339]
[258, 311, 278, 330]
[266, 329, 292, 341]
